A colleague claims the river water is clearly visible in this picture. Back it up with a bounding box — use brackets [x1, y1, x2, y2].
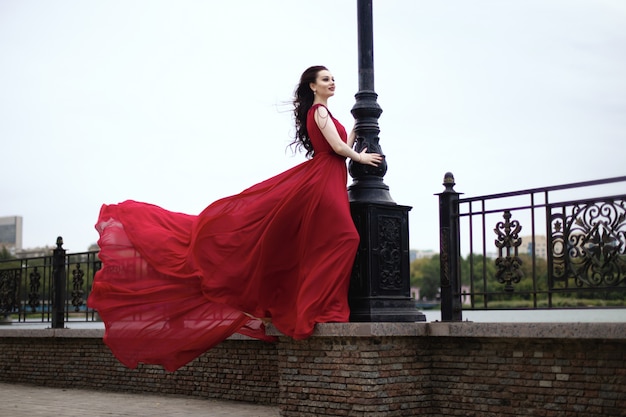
[422, 308, 626, 323]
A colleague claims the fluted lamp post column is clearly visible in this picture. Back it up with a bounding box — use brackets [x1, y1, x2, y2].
[348, 0, 425, 322]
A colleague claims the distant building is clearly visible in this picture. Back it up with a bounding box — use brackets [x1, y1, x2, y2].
[520, 235, 548, 259]
[409, 249, 436, 262]
[0, 216, 23, 253]
[15, 246, 55, 258]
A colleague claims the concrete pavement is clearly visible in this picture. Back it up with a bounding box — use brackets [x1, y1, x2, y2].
[0, 383, 279, 417]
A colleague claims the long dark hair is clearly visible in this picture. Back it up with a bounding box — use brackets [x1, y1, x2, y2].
[290, 65, 327, 158]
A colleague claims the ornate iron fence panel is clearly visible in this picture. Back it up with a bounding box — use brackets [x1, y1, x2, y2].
[438, 175, 626, 320]
[0, 246, 101, 323]
[549, 198, 626, 290]
[0, 268, 21, 317]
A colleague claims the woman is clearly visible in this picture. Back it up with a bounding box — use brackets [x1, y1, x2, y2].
[88, 66, 382, 372]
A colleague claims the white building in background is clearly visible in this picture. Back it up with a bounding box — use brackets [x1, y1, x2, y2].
[410, 249, 436, 262]
[519, 235, 548, 259]
[0, 216, 23, 253]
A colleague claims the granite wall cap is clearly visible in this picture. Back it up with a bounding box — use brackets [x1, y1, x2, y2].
[427, 321, 626, 339]
[0, 323, 264, 341]
[3, 321, 625, 341]
[266, 322, 429, 338]
[268, 322, 626, 340]
[0, 328, 105, 338]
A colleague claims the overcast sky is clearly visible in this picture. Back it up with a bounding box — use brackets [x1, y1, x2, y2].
[1, 0, 625, 253]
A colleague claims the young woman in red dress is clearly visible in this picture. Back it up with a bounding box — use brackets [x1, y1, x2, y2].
[88, 66, 382, 372]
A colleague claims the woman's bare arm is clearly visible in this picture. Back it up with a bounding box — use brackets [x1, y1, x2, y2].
[314, 106, 381, 166]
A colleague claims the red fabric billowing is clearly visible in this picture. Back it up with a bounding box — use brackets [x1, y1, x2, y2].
[88, 104, 359, 371]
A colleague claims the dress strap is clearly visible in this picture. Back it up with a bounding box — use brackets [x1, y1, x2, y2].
[309, 103, 333, 118]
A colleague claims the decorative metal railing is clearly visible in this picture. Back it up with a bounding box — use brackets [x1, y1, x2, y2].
[0, 238, 100, 324]
[438, 174, 626, 321]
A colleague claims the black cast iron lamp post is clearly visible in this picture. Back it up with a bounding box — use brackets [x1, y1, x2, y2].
[347, 0, 425, 322]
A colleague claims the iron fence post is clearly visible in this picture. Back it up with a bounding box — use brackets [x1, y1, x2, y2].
[437, 173, 463, 321]
[51, 236, 66, 329]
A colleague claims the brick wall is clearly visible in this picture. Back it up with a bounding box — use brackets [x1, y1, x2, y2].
[0, 336, 278, 405]
[277, 336, 432, 416]
[1, 323, 625, 416]
[276, 335, 626, 417]
[429, 338, 626, 417]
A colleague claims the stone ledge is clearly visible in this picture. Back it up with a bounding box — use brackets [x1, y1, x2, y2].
[2, 321, 625, 340]
[0, 327, 258, 341]
[267, 322, 429, 337]
[0, 328, 105, 338]
[0, 324, 259, 341]
[268, 321, 626, 340]
[427, 321, 626, 339]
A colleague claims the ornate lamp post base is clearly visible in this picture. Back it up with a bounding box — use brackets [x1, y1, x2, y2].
[349, 202, 426, 322]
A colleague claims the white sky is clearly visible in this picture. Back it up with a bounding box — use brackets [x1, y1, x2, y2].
[1, 0, 625, 253]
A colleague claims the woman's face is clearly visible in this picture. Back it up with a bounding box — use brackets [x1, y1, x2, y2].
[310, 70, 335, 98]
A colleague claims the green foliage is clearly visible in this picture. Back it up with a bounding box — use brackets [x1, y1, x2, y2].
[0, 246, 13, 261]
[410, 255, 440, 300]
[410, 251, 625, 306]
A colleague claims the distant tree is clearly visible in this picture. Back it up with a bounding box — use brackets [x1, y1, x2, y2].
[0, 246, 13, 260]
[409, 257, 428, 288]
[514, 253, 549, 296]
[461, 253, 497, 291]
[410, 255, 440, 300]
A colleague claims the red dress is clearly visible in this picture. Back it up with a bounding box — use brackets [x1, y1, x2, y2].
[88, 104, 359, 371]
